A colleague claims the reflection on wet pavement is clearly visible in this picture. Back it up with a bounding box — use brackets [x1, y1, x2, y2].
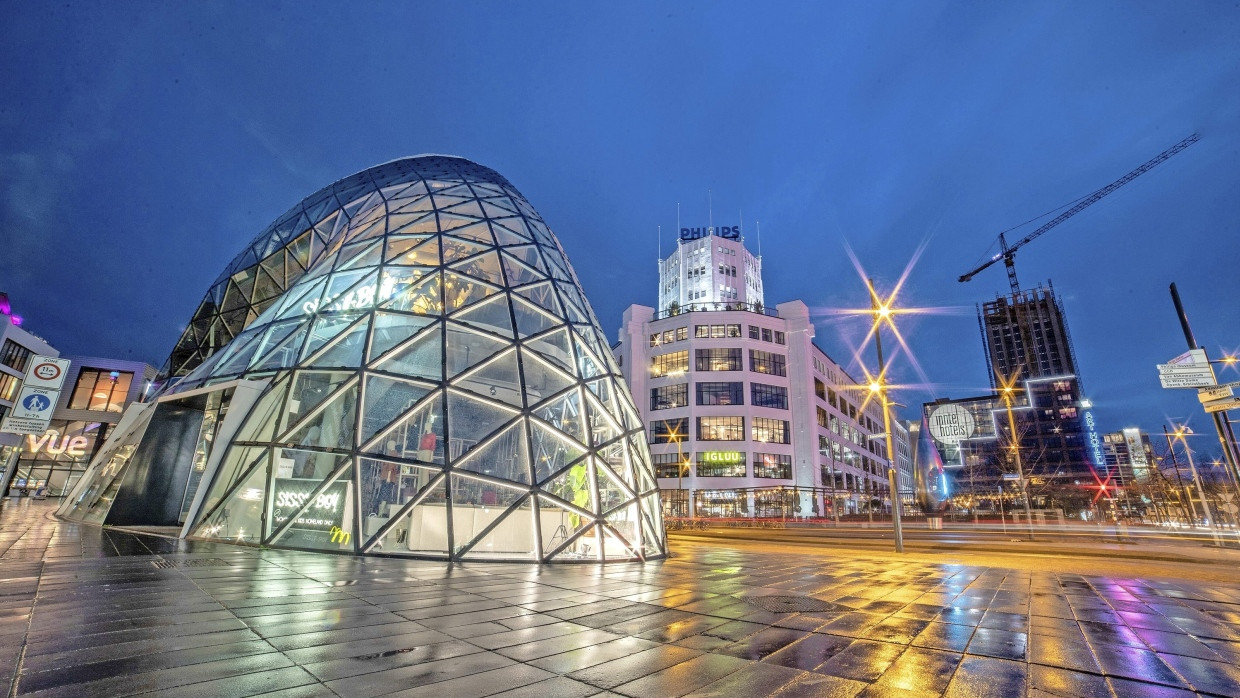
[2, 499, 1239, 696]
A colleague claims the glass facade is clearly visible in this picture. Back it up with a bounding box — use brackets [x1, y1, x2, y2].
[168, 156, 664, 561]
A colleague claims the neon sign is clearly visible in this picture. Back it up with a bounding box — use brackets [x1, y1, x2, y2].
[26, 431, 89, 457]
[1083, 410, 1105, 470]
[699, 451, 743, 464]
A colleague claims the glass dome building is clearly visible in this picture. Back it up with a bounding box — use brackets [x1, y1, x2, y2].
[60, 156, 666, 562]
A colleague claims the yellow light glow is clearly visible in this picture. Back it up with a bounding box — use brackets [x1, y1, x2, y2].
[869, 382, 881, 393]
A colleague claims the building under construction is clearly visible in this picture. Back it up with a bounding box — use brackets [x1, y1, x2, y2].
[979, 282, 1078, 387]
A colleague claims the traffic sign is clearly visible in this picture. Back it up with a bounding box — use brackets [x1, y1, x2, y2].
[1199, 386, 1235, 402]
[1203, 396, 1240, 414]
[1167, 348, 1208, 366]
[21, 356, 70, 390]
[1159, 371, 1217, 389]
[0, 386, 59, 435]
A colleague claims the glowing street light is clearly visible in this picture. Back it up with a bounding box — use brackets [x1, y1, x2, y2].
[1169, 424, 1222, 545]
[996, 370, 1035, 540]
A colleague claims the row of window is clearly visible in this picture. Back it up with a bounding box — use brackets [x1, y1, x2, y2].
[650, 382, 788, 410]
[67, 369, 134, 413]
[649, 326, 689, 347]
[651, 452, 792, 479]
[0, 340, 32, 374]
[748, 325, 785, 344]
[650, 416, 790, 444]
[650, 349, 787, 377]
[650, 325, 786, 348]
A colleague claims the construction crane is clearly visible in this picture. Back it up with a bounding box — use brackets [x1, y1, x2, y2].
[959, 133, 1200, 294]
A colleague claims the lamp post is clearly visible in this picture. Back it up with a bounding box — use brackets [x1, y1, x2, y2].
[868, 279, 904, 553]
[1171, 425, 1221, 545]
[670, 426, 688, 519]
[998, 377, 1035, 540]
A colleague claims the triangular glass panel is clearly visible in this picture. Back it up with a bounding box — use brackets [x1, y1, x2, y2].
[536, 496, 589, 558]
[573, 335, 604, 380]
[232, 378, 290, 444]
[274, 277, 327, 321]
[390, 196, 434, 216]
[454, 348, 522, 408]
[514, 281, 561, 317]
[284, 380, 358, 450]
[492, 225, 529, 247]
[440, 237, 489, 263]
[231, 268, 257, 304]
[501, 254, 544, 287]
[446, 390, 519, 454]
[358, 460, 439, 543]
[198, 446, 268, 520]
[452, 294, 514, 339]
[336, 239, 384, 271]
[445, 323, 508, 378]
[438, 213, 484, 233]
[369, 475, 449, 556]
[301, 312, 363, 361]
[211, 328, 266, 376]
[191, 455, 269, 544]
[504, 245, 546, 272]
[306, 314, 369, 369]
[480, 200, 516, 219]
[390, 236, 441, 266]
[268, 458, 355, 552]
[344, 217, 386, 247]
[282, 371, 354, 435]
[221, 280, 248, 313]
[442, 272, 499, 313]
[369, 312, 434, 362]
[594, 458, 635, 514]
[444, 200, 485, 218]
[493, 218, 533, 242]
[546, 523, 602, 563]
[453, 420, 530, 484]
[523, 327, 574, 375]
[250, 324, 310, 373]
[361, 374, 434, 446]
[376, 323, 442, 381]
[520, 350, 577, 409]
[601, 508, 642, 561]
[511, 296, 559, 339]
[382, 271, 443, 315]
[450, 250, 504, 285]
[361, 390, 443, 463]
[253, 265, 284, 302]
[385, 211, 435, 235]
[384, 234, 432, 263]
[530, 418, 587, 484]
[533, 389, 586, 448]
[459, 496, 536, 560]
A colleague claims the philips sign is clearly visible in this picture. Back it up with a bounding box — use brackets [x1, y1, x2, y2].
[679, 226, 740, 241]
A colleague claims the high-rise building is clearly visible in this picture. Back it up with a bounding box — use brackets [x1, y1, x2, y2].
[616, 228, 907, 519]
[1102, 428, 1155, 485]
[980, 283, 1078, 387]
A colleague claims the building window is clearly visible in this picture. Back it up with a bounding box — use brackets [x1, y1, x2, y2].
[695, 324, 742, 339]
[696, 381, 743, 406]
[651, 350, 688, 378]
[650, 383, 688, 411]
[816, 406, 828, 428]
[676, 327, 688, 341]
[749, 350, 786, 376]
[67, 369, 134, 413]
[748, 325, 760, 339]
[754, 453, 792, 478]
[0, 340, 33, 373]
[649, 333, 661, 347]
[696, 348, 742, 372]
[773, 331, 786, 345]
[752, 417, 790, 444]
[0, 373, 19, 402]
[652, 452, 689, 478]
[662, 329, 675, 344]
[696, 451, 746, 477]
[697, 416, 744, 441]
[650, 418, 689, 444]
[828, 388, 837, 408]
[695, 325, 710, 338]
[814, 378, 826, 400]
[750, 383, 788, 409]
[761, 328, 772, 342]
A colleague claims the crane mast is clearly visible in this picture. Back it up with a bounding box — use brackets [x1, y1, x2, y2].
[960, 133, 1200, 294]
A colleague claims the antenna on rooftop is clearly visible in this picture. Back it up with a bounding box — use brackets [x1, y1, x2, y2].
[657, 225, 661, 264]
[708, 190, 713, 233]
[756, 220, 762, 258]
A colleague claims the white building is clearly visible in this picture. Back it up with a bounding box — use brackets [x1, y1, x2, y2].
[615, 228, 911, 519]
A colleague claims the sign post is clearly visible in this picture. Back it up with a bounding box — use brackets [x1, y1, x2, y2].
[1, 355, 71, 436]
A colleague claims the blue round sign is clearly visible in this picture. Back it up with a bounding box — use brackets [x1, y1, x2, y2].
[22, 393, 51, 412]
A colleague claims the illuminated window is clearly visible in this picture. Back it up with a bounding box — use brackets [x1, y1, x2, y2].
[650, 350, 688, 377]
[752, 417, 790, 444]
[0, 340, 33, 373]
[68, 369, 134, 413]
[696, 381, 743, 406]
[0, 373, 19, 402]
[814, 378, 826, 400]
[695, 348, 742, 372]
[697, 416, 744, 441]
[675, 327, 688, 341]
[650, 418, 689, 444]
[754, 453, 791, 478]
[696, 451, 746, 477]
[749, 350, 786, 376]
[652, 452, 689, 478]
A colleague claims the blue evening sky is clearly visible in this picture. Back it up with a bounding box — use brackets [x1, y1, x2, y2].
[2, 1, 1237, 447]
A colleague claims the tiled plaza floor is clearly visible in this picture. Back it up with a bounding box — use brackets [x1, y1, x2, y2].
[3, 499, 1240, 697]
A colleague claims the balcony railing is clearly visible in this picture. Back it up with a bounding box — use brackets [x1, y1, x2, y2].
[653, 301, 778, 321]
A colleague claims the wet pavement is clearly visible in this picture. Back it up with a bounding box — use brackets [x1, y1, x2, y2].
[3, 499, 1240, 697]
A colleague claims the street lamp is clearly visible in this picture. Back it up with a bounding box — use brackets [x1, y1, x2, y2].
[1170, 425, 1221, 544]
[997, 374, 1035, 540]
[868, 279, 904, 553]
[669, 426, 689, 519]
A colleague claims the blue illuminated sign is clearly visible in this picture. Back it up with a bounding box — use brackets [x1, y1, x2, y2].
[1083, 410, 1105, 469]
[680, 226, 740, 241]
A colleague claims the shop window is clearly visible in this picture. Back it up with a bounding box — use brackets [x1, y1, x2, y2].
[754, 453, 791, 479]
[696, 451, 746, 477]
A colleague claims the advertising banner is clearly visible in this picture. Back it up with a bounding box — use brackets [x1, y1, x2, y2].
[270, 478, 351, 533]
